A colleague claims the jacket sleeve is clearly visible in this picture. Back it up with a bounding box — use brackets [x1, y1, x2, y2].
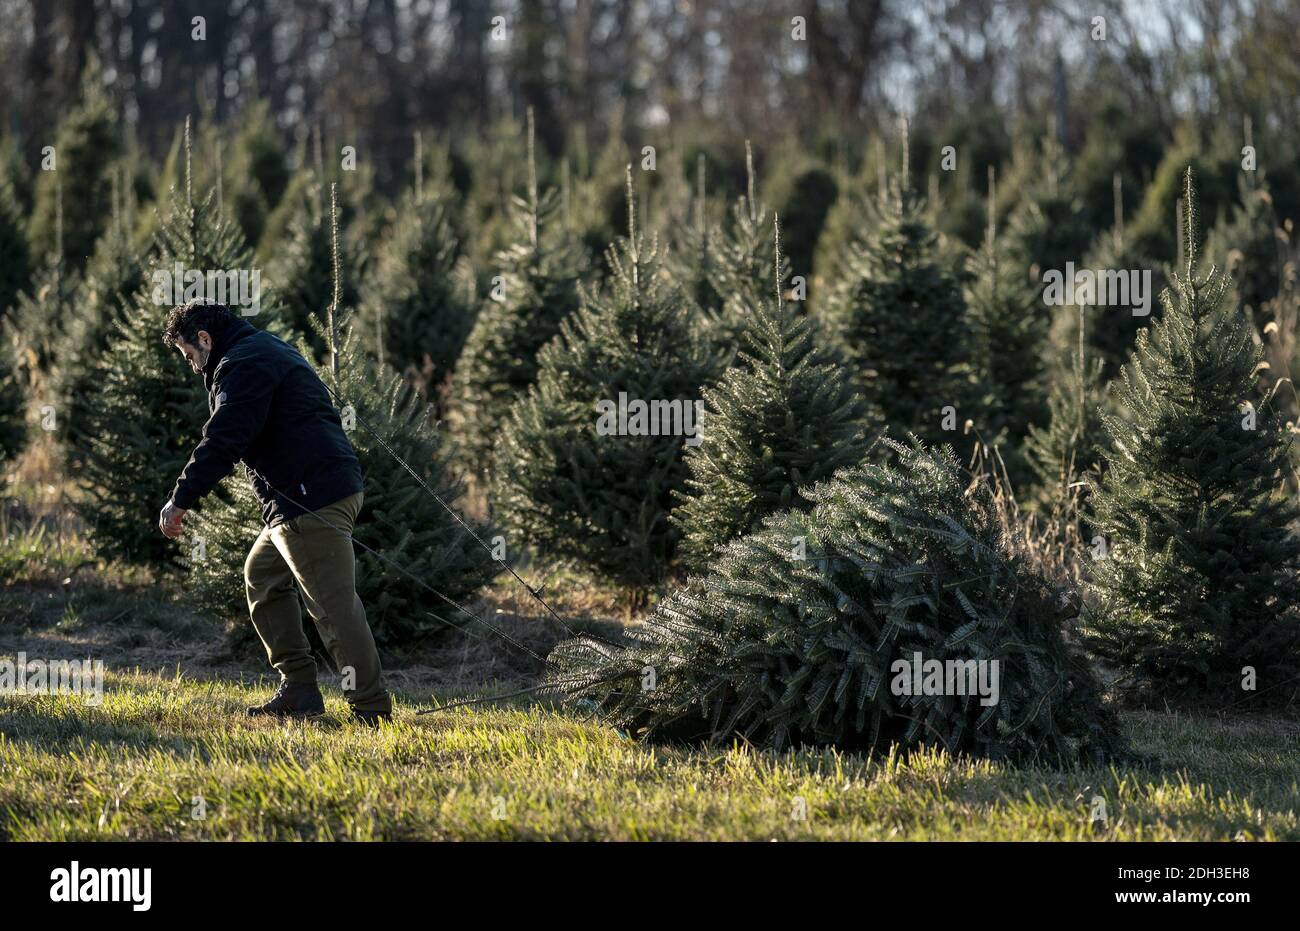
[169, 356, 279, 509]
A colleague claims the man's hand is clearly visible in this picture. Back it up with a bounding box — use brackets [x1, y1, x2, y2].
[159, 501, 187, 539]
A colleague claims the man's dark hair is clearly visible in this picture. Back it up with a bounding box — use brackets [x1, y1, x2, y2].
[162, 300, 239, 349]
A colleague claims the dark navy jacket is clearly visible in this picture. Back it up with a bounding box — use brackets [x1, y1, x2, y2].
[168, 318, 363, 527]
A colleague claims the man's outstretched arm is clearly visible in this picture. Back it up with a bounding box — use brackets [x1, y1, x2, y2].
[160, 357, 278, 538]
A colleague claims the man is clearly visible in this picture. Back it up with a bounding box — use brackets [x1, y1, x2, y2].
[158, 300, 392, 725]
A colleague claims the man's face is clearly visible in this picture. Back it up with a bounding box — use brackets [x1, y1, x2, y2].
[175, 331, 213, 375]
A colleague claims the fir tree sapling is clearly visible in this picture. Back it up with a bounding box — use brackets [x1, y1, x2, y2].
[448, 110, 585, 487]
[0, 141, 30, 321]
[1085, 168, 1300, 702]
[1206, 122, 1283, 329]
[26, 56, 120, 276]
[964, 166, 1047, 488]
[0, 338, 25, 464]
[1045, 173, 1164, 382]
[55, 167, 148, 465]
[493, 168, 710, 595]
[672, 216, 871, 568]
[1026, 304, 1108, 515]
[821, 121, 975, 447]
[358, 139, 473, 403]
[552, 439, 1118, 761]
[703, 141, 788, 355]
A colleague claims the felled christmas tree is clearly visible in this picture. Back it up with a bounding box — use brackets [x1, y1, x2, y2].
[964, 167, 1047, 487]
[448, 113, 585, 487]
[551, 439, 1117, 760]
[77, 121, 274, 568]
[493, 168, 710, 595]
[820, 135, 974, 446]
[672, 217, 870, 568]
[1085, 168, 1300, 701]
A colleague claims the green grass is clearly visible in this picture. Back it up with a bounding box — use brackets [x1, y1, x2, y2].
[3, 466, 1298, 841]
[2, 665, 1298, 841]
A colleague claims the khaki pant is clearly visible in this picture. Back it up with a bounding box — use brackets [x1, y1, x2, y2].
[244, 492, 391, 713]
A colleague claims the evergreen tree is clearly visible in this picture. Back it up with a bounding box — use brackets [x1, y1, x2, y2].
[0, 338, 25, 465]
[703, 142, 788, 353]
[667, 154, 722, 317]
[1206, 167, 1282, 327]
[672, 218, 871, 568]
[0, 141, 30, 320]
[263, 171, 364, 361]
[358, 161, 472, 402]
[1004, 125, 1092, 289]
[1046, 173, 1164, 382]
[1026, 306, 1108, 512]
[27, 59, 120, 275]
[76, 121, 279, 568]
[492, 169, 710, 595]
[187, 196, 499, 643]
[6, 175, 76, 398]
[448, 114, 585, 487]
[820, 142, 974, 446]
[54, 168, 148, 465]
[1084, 169, 1300, 701]
[551, 439, 1117, 760]
[964, 167, 1047, 487]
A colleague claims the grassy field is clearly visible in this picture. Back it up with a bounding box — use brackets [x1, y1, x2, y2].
[3, 450, 1299, 842]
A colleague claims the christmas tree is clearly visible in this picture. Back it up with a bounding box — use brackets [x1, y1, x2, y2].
[1206, 141, 1282, 328]
[0, 337, 25, 464]
[672, 217, 870, 568]
[703, 142, 788, 353]
[1045, 173, 1164, 382]
[187, 188, 499, 644]
[0, 140, 30, 320]
[1004, 124, 1092, 290]
[26, 58, 120, 276]
[820, 131, 974, 446]
[1026, 305, 1108, 515]
[54, 168, 147, 466]
[667, 154, 722, 317]
[6, 174, 76, 399]
[1084, 168, 1300, 702]
[964, 167, 1048, 487]
[448, 112, 585, 488]
[76, 120, 277, 568]
[492, 168, 710, 595]
[357, 149, 473, 402]
[263, 168, 364, 361]
[551, 438, 1117, 761]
